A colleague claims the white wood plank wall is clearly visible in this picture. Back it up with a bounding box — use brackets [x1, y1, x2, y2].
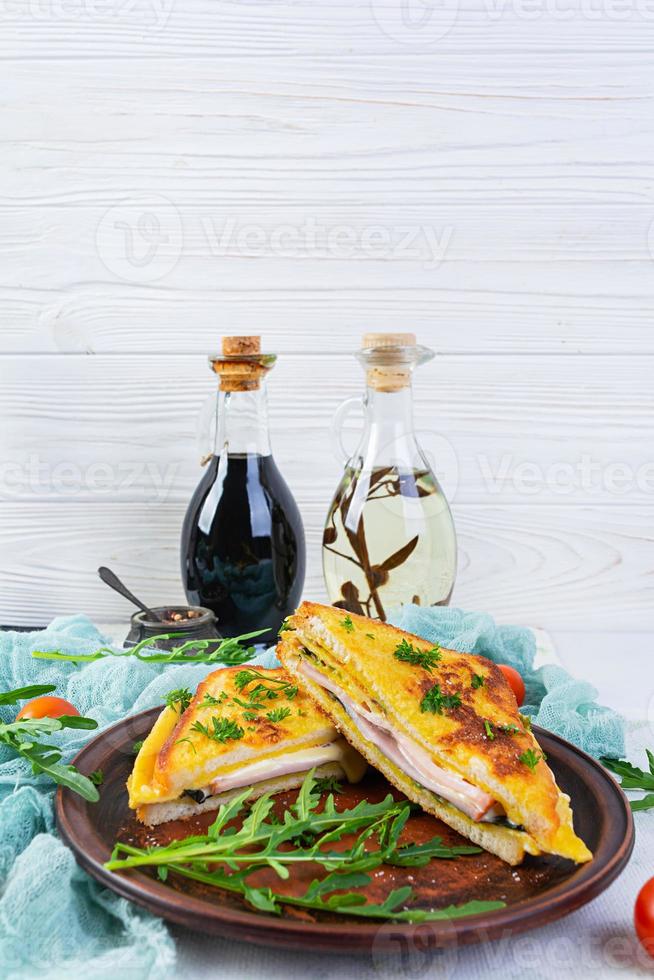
[0, 1, 652, 630]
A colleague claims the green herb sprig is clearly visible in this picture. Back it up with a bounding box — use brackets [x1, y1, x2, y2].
[420, 684, 462, 715]
[190, 717, 244, 744]
[0, 685, 99, 802]
[394, 639, 441, 673]
[104, 772, 504, 923]
[164, 688, 193, 714]
[519, 749, 545, 771]
[266, 707, 292, 724]
[31, 630, 269, 667]
[602, 751, 654, 812]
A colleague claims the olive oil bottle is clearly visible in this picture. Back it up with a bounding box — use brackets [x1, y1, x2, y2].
[322, 333, 457, 620]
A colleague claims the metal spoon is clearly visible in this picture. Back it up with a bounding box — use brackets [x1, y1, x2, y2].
[97, 566, 163, 622]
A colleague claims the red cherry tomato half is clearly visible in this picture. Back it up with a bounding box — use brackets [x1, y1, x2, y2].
[16, 696, 80, 720]
[635, 877, 654, 958]
[497, 664, 526, 707]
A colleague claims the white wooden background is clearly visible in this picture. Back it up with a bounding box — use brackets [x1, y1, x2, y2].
[1, 0, 653, 632]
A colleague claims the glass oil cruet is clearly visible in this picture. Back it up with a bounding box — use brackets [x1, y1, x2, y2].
[181, 336, 306, 639]
[322, 333, 457, 620]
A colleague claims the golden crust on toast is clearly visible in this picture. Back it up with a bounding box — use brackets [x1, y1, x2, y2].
[128, 665, 341, 811]
[277, 602, 592, 866]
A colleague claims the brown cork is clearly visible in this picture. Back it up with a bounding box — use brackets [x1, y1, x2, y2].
[222, 336, 261, 357]
[362, 332, 416, 350]
[361, 333, 415, 392]
[211, 336, 273, 391]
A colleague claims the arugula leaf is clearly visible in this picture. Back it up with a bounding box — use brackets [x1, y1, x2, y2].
[601, 756, 654, 792]
[104, 771, 503, 923]
[602, 752, 654, 811]
[0, 684, 56, 705]
[631, 795, 654, 813]
[0, 688, 100, 803]
[32, 629, 269, 666]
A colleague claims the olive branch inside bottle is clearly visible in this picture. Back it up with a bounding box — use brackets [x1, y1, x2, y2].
[322, 333, 457, 620]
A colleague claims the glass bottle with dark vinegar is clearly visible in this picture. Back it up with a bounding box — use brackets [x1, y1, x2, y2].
[181, 336, 305, 639]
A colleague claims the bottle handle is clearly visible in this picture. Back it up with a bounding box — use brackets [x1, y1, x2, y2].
[331, 395, 364, 464]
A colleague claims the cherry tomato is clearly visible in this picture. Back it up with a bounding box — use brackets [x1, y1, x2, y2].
[635, 877, 654, 958]
[497, 664, 526, 707]
[16, 696, 80, 720]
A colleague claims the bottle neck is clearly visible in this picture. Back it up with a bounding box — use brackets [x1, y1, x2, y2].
[355, 384, 423, 470]
[214, 385, 272, 456]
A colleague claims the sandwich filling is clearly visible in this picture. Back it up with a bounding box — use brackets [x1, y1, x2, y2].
[298, 658, 504, 823]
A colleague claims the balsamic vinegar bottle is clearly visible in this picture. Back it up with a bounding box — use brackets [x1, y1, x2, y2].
[181, 336, 305, 639]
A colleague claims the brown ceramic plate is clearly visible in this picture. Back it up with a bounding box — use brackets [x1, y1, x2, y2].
[56, 708, 633, 954]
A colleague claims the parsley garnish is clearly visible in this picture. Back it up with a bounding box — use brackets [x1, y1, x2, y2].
[471, 674, 485, 689]
[519, 749, 545, 771]
[394, 639, 441, 672]
[313, 775, 344, 795]
[498, 723, 520, 735]
[132, 740, 144, 755]
[365, 632, 375, 640]
[191, 717, 244, 744]
[266, 707, 292, 724]
[484, 720, 495, 740]
[164, 688, 193, 714]
[243, 711, 259, 722]
[89, 769, 104, 786]
[234, 669, 297, 701]
[199, 693, 221, 708]
[341, 615, 355, 632]
[420, 684, 462, 715]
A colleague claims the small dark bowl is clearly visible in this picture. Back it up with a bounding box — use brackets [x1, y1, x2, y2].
[124, 605, 221, 650]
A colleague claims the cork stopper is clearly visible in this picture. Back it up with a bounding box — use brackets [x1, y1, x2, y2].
[363, 333, 416, 350]
[222, 335, 261, 357]
[210, 336, 275, 392]
[361, 333, 417, 392]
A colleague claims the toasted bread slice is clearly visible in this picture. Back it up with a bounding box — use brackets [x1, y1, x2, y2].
[127, 664, 366, 826]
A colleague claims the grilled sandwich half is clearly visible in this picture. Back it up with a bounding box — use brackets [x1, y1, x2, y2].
[277, 602, 592, 867]
[128, 664, 366, 826]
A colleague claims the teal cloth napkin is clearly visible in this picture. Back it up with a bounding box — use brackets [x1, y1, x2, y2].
[0, 609, 625, 979]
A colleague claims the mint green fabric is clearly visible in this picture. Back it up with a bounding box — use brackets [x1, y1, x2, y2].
[0, 615, 278, 980]
[0, 608, 625, 978]
[391, 605, 625, 760]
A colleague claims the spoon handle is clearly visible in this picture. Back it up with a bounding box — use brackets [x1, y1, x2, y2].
[97, 566, 161, 622]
